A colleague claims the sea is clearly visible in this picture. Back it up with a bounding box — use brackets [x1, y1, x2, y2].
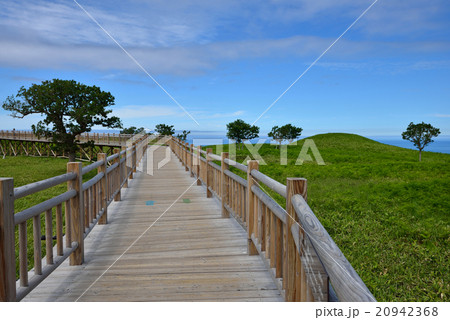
[13, 129, 450, 154]
[180, 132, 450, 154]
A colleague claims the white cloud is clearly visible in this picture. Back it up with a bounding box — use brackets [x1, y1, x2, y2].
[0, 0, 449, 77]
[433, 114, 450, 118]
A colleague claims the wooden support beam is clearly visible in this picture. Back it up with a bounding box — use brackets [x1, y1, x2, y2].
[0, 178, 16, 301]
[185, 142, 189, 171]
[221, 152, 229, 218]
[114, 149, 121, 201]
[196, 146, 201, 186]
[190, 144, 194, 177]
[132, 143, 137, 174]
[97, 153, 108, 225]
[121, 146, 128, 188]
[206, 148, 213, 198]
[68, 162, 84, 265]
[246, 160, 259, 255]
[285, 178, 307, 301]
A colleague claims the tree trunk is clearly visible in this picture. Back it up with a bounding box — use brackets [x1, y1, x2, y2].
[419, 149, 422, 162]
[68, 152, 76, 162]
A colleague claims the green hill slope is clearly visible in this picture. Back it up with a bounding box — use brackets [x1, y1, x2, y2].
[215, 133, 450, 301]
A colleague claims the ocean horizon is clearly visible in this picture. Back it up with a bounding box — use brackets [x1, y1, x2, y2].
[8, 129, 450, 154]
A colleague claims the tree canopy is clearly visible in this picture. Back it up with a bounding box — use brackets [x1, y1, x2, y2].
[155, 123, 175, 136]
[176, 130, 191, 142]
[402, 122, 440, 161]
[268, 124, 302, 148]
[120, 126, 145, 134]
[2, 79, 122, 161]
[226, 119, 259, 149]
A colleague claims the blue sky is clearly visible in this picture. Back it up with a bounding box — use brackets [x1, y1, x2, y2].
[0, 0, 449, 137]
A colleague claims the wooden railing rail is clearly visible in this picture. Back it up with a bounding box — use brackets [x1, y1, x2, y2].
[0, 133, 148, 301]
[291, 194, 376, 302]
[0, 130, 134, 146]
[169, 136, 375, 302]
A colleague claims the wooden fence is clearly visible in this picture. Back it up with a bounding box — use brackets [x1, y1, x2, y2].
[168, 137, 376, 302]
[0, 134, 148, 301]
[0, 130, 133, 146]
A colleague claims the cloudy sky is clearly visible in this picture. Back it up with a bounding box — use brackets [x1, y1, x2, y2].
[0, 0, 449, 136]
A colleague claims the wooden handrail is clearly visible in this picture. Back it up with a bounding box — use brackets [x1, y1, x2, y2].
[291, 194, 376, 302]
[0, 130, 134, 146]
[14, 172, 77, 200]
[168, 135, 375, 302]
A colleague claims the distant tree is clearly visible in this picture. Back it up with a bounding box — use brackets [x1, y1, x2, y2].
[1, 79, 122, 162]
[226, 119, 259, 150]
[120, 126, 145, 134]
[268, 124, 302, 148]
[176, 130, 191, 142]
[155, 124, 175, 136]
[402, 122, 440, 161]
[282, 124, 303, 143]
[268, 126, 283, 149]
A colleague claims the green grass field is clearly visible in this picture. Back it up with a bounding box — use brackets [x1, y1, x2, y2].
[0, 156, 96, 279]
[208, 133, 449, 302]
[1, 133, 448, 301]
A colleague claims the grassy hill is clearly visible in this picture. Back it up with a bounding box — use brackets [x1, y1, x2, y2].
[211, 133, 449, 301]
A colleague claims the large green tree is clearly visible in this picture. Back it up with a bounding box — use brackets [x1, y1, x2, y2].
[226, 119, 259, 150]
[2, 79, 122, 162]
[402, 122, 440, 161]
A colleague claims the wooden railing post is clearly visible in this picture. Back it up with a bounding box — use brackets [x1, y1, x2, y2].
[132, 143, 137, 174]
[121, 146, 128, 188]
[206, 148, 213, 198]
[98, 153, 108, 225]
[196, 146, 201, 185]
[246, 160, 259, 255]
[221, 152, 229, 218]
[286, 178, 307, 301]
[190, 144, 195, 177]
[0, 178, 16, 301]
[68, 162, 84, 265]
[114, 149, 121, 201]
[184, 142, 189, 171]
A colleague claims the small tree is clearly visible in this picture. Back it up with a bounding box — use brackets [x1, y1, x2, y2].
[402, 122, 440, 161]
[226, 119, 259, 150]
[268, 126, 283, 149]
[176, 130, 191, 142]
[2, 79, 122, 162]
[282, 124, 302, 143]
[155, 124, 175, 136]
[120, 126, 145, 134]
[268, 124, 302, 148]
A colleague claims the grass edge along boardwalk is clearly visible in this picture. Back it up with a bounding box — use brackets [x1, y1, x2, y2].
[20, 146, 282, 302]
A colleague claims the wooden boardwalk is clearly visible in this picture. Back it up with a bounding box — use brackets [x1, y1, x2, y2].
[23, 146, 282, 302]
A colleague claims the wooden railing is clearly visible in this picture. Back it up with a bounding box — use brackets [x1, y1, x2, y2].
[168, 136, 376, 302]
[0, 134, 148, 301]
[0, 130, 133, 146]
